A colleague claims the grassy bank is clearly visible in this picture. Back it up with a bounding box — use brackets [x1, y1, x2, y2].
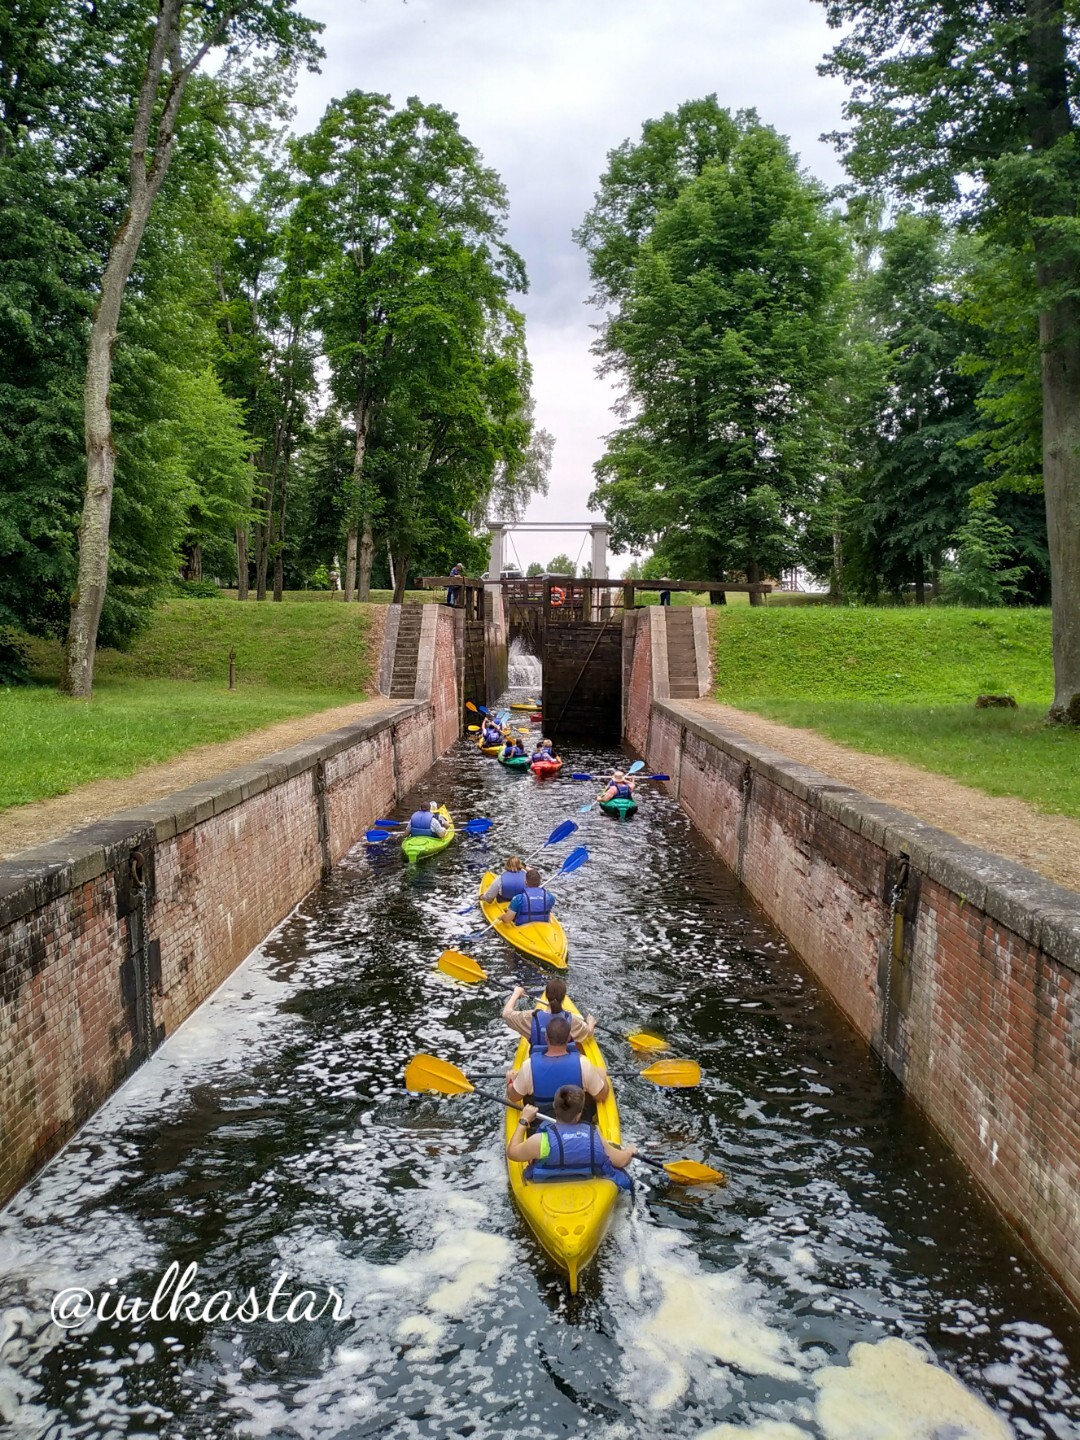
[3, 600, 381, 812]
[713, 607, 1080, 820]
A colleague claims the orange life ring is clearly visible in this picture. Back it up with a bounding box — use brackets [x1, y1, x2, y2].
[550, 586, 566, 607]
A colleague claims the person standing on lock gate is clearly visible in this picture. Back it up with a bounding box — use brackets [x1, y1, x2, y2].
[446, 563, 464, 607]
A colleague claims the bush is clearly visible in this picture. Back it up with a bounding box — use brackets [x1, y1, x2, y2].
[0, 628, 32, 686]
[169, 579, 221, 600]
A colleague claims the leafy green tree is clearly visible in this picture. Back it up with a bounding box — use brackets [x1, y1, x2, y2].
[526, 561, 544, 578]
[941, 501, 1027, 606]
[816, 0, 1080, 717]
[580, 108, 848, 595]
[547, 553, 575, 575]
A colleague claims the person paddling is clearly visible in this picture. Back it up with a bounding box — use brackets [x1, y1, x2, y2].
[481, 718, 502, 746]
[481, 856, 527, 905]
[503, 978, 596, 1049]
[598, 770, 635, 805]
[506, 1085, 634, 1190]
[530, 736, 558, 763]
[406, 801, 448, 839]
[506, 867, 556, 927]
[506, 1014, 610, 1113]
[501, 731, 527, 760]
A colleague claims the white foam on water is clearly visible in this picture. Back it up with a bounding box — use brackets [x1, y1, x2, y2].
[613, 1223, 801, 1413]
[813, 1337, 1015, 1440]
[696, 1424, 812, 1439]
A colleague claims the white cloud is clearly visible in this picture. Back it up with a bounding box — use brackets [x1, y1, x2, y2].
[293, 0, 850, 571]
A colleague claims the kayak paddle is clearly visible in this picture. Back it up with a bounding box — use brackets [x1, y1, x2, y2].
[455, 820, 579, 914]
[365, 817, 493, 844]
[403, 1055, 725, 1184]
[471, 1057, 701, 1089]
[626, 1030, 670, 1054]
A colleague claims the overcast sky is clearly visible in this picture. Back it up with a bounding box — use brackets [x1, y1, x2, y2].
[291, 0, 850, 574]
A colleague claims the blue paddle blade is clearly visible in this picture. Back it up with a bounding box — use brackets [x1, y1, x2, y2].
[457, 899, 477, 914]
[463, 818, 492, 834]
[578, 800, 597, 813]
[373, 819, 399, 828]
[365, 829, 394, 843]
[646, 774, 670, 782]
[545, 819, 577, 846]
[557, 846, 589, 874]
[570, 773, 593, 781]
[628, 760, 646, 774]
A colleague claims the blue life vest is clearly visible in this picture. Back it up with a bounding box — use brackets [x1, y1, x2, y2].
[532, 746, 553, 762]
[525, 1122, 632, 1192]
[502, 742, 525, 759]
[482, 727, 501, 744]
[513, 885, 554, 926]
[613, 782, 632, 799]
[528, 1049, 581, 1110]
[409, 809, 434, 835]
[529, 1007, 576, 1050]
[498, 869, 527, 899]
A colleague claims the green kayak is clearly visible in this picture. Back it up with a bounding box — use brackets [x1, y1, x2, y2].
[599, 796, 637, 818]
[497, 754, 531, 770]
[402, 805, 455, 862]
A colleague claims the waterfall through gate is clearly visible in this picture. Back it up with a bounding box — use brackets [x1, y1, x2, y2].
[507, 635, 541, 690]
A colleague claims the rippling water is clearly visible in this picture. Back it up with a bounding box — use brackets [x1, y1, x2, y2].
[2, 709, 1079, 1439]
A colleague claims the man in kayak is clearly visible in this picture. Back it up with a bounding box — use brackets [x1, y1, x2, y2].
[530, 736, 558, 763]
[481, 855, 527, 904]
[598, 770, 635, 805]
[502, 978, 596, 1049]
[481, 718, 502, 746]
[500, 732, 527, 760]
[506, 1015, 610, 1112]
[506, 1086, 634, 1191]
[406, 802, 448, 839]
[506, 868, 555, 926]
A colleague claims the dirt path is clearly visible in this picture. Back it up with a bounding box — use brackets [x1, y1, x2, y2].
[682, 701, 1080, 894]
[0, 697, 400, 860]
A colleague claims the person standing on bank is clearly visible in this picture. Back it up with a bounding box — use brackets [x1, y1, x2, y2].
[446, 562, 464, 607]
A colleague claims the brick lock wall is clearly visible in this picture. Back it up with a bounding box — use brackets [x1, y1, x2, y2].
[0, 687, 463, 1209]
[625, 609, 652, 754]
[642, 696, 1080, 1308]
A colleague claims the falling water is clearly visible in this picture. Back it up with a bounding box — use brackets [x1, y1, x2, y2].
[507, 636, 541, 691]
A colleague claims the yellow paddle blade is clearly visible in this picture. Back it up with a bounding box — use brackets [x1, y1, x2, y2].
[465, 700, 479, 712]
[436, 949, 487, 984]
[627, 1031, 669, 1054]
[663, 1158, 726, 1185]
[639, 1058, 701, 1088]
[404, 1054, 475, 1095]
[467, 724, 480, 732]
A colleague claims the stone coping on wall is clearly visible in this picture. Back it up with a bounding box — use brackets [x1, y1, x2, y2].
[656, 698, 1080, 976]
[0, 697, 424, 932]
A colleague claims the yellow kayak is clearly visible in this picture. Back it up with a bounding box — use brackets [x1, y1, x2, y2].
[477, 734, 502, 757]
[504, 996, 622, 1292]
[479, 871, 568, 969]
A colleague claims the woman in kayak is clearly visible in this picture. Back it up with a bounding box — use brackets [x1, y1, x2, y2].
[598, 770, 635, 805]
[481, 856, 527, 904]
[530, 736, 558, 763]
[500, 731, 527, 760]
[505, 1017, 610, 1112]
[507, 1085, 635, 1191]
[506, 868, 556, 926]
[406, 802, 448, 839]
[481, 718, 502, 745]
[502, 978, 595, 1048]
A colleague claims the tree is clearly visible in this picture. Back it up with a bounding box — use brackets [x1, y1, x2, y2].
[526, 561, 544, 577]
[293, 92, 527, 602]
[579, 107, 848, 596]
[548, 553, 575, 575]
[816, 0, 1080, 717]
[61, 0, 322, 694]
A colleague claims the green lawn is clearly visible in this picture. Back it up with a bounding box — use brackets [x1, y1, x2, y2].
[713, 606, 1080, 820]
[2, 600, 380, 812]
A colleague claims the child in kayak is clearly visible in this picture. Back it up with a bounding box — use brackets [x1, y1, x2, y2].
[506, 1084, 635, 1191]
[406, 802, 448, 839]
[598, 770, 635, 805]
[481, 719, 502, 746]
[502, 977, 595, 1048]
[481, 856, 527, 904]
[506, 868, 556, 926]
[501, 732, 527, 760]
[530, 737, 558, 763]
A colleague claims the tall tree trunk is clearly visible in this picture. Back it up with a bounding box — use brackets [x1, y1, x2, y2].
[831, 513, 844, 603]
[344, 526, 358, 600]
[747, 559, 763, 606]
[61, 0, 208, 696]
[386, 540, 396, 596]
[1029, 0, 1080, 721]
[351, 394, 373, 601]
[358, 518, 374, 601]
[392, 550, 410, 605]
[235, 524, 249, 599]
[273, 440, 288, 602]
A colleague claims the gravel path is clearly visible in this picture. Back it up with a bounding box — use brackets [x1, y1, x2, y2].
[685, 700, 1080, 895]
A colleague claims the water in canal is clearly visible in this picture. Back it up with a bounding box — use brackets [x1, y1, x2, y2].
[2, 705, 1079, 1439]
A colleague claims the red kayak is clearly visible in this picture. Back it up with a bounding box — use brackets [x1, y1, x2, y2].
[530, 713, 543, 723]
[531, 757, 563, 777]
